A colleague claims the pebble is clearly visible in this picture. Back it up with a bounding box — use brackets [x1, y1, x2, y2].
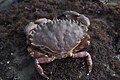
[7, 61, 10, 64]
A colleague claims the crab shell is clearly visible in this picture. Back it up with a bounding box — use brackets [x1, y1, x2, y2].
[25, 18, 90, 58]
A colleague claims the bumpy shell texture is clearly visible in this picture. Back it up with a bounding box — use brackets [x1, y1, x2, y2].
[29, 19, 87, 54]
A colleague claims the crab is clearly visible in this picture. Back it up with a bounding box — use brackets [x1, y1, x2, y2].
[24, 11, 92, 79]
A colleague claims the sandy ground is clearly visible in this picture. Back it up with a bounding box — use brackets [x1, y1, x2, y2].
[0, 0, 120, 80]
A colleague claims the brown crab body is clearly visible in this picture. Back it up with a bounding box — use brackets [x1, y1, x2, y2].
[25, 11, 92, 79]
[28, 19, 87, 55]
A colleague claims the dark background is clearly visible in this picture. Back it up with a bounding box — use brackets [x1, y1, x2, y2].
[0, 0, 120, 80]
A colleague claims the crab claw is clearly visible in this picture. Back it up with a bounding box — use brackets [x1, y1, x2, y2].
[24, 22, 37, 36]
[24, 18, 51, 36]
[77, 14, 90, 26]
[62, 11, 90, 26]
[35, 18, 51, 24]
[57, 11, 79, 20]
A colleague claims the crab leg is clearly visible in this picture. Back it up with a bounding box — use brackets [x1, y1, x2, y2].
[27, 47, 56, 79]
[35, 60, 49, 79]
[71, 51, 92, 74]
[35, 55, 55, 80]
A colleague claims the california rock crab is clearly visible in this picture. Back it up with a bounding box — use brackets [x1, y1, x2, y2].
[24, 11, 92, 79]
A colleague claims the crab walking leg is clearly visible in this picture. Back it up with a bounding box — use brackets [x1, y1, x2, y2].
[27, 47, 56, 79]
[71, 51, 92, 74]
[27, 47, 44, 58]
[35, 60, 49, 79]
[35, 56, 56, 79]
